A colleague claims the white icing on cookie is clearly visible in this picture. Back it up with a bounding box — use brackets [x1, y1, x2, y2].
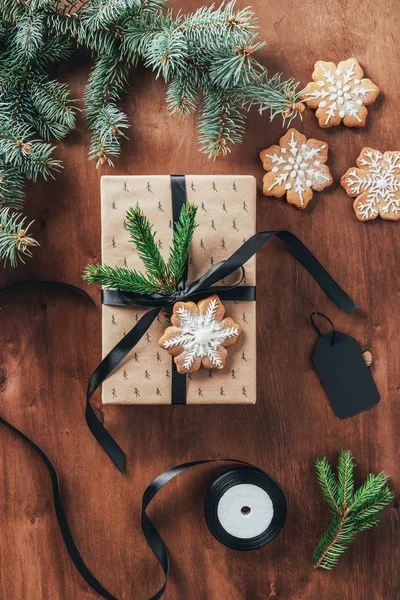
[265, 132, 330, 205]
[162, 298, 238, 370]
[306, 60, 376, 125]
[344, 150, 400, 220]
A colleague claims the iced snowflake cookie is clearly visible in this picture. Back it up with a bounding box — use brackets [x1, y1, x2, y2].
[341, 148, 400, 221]
[302, 58, 380, 128]
[259, 128, 333, 210]
[158, 295, 242, 374]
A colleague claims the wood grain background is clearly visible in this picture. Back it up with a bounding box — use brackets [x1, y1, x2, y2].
[1, 1, 399, 598]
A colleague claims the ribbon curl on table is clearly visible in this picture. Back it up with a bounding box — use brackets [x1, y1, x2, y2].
[1, 405, 282, 600]
[89, 176, 358, 474]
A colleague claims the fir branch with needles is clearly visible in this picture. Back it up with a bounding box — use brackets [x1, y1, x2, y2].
[0, 207, 39, 267]
[83, 201, 197, 294]
[125, 203, 170, 291]
[167, 201, 197, 284]
[1, 0, 304, 267]
[313, 450, 394, 570]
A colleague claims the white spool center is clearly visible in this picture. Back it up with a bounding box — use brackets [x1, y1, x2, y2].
[217, 483, 274, 539]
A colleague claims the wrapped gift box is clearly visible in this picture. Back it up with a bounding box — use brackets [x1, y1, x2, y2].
[101, 175, 257, 405]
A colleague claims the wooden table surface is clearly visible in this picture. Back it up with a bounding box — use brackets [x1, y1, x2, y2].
[1, 1, 399, 598]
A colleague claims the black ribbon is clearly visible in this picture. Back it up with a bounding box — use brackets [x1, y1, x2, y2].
[0, 404, 285, 600]
[88, 174, 357, 472]
[0, 245, 357, 599]
[0, 281, 117, 598]
[0, 416, 118, 600]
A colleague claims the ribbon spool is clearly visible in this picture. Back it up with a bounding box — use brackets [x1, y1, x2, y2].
[204, 467, 286, 551]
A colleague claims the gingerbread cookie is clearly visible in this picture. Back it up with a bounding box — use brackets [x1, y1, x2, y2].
[302, 58, 380, 128]
[259, 128, 333, 210]
[158, 295, 242, 374]
[341, 147, 400, 221]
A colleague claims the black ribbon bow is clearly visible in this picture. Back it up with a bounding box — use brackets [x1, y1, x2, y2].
[87, 175, 358, 474]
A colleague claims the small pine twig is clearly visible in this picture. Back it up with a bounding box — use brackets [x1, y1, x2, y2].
[0, 207, 39, 267]
[82, 264, 161, 294]
[313, 450, 394, 570]
[125, 204, 170, 291]
[167, 202, 197, 286]
[84, 202, 198, 295]
[242, 71, 306, 124]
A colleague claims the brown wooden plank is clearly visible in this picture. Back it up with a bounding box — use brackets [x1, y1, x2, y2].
[1, 0, 399, 598]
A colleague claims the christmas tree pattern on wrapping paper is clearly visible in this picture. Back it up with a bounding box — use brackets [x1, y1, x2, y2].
[101, 176, 256, 404]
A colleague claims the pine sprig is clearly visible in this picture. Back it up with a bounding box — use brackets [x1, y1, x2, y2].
[83, 263, 160, 294]
[315, 456, 341, 514]
[313, 450, 394, 570]
[0, 207, 39, 267]
[167, 201, 197, 285]
[84, 202, 198, 295]
[243, 71, 305, 123]
[337, 448, 354, 507]
[84, 54, 130, 166]
[199, 90, 246, 158]
[125, 204, 169, 290]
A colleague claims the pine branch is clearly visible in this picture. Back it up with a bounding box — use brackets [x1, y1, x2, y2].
[315, 456, 340, 514]
[125, 204, 170, 290]
[313, 512, 355, 571]
[313, 451, 394, 570]
[1, 0, 304, 268]
[348, 472, 390, 514]
[242, 71, 306, 123]
[0, 124, 62, 181]
[83, 263, 161, 294]
[337, 449, 354, 507]
[166, 71, 199, 115]
[84, 54, 130, 166]
[0, 161, 25, 209]
[27, 75, 77, 140]
[167, 202, 197, 285]
[199, 90, 246, 158]
[0, 207, 39, 267]
[84, 202, 198, 294]
[14, 13, 45, 61]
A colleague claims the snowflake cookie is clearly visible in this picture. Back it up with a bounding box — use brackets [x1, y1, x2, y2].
[341, 148, 400, 221]
[158, 295, 242, 374]
[259, 128, 333, 210]
[302, 58, 380, 128]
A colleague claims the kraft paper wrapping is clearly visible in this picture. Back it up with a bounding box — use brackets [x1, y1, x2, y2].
[101, 175, 256, 405]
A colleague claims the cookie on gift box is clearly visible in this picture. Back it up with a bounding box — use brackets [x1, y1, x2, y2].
[259, 128, 333, 210]
[158, 295, 242, 374]
[302, 58, 380, 128]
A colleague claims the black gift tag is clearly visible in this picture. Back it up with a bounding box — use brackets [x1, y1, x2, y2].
[311, 312, 380, 419]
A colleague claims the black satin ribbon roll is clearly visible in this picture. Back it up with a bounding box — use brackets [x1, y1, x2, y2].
[142, 459, 287, 600]
[204, 467, 286, 551]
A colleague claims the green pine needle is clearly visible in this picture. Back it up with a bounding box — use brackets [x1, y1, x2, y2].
[83, 201, 198, 295]
[167, 201, 197, 285]
[83, 263, 161, 294]
[313, 450, 394, 570]
[0, 207, 39, 267]
[125, 203, 169, 291]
